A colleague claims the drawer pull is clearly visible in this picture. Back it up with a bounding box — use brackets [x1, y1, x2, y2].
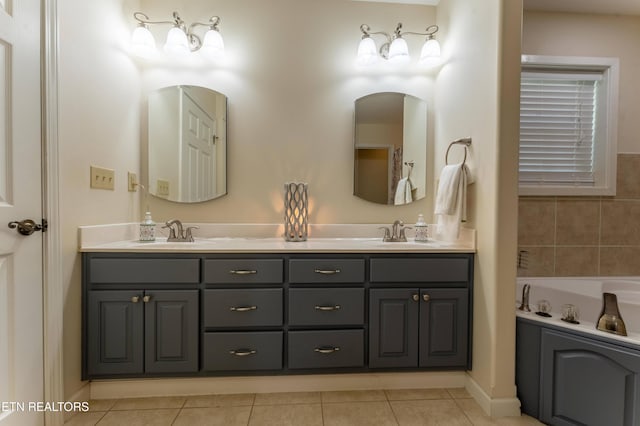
[314, 346, 341, 354]
[314, 305, 341, 311]
[229, 269, 258, 275]
[229, 305, 258, 312]
[229, 349, 257, 356]
[314, 268, 341, 275]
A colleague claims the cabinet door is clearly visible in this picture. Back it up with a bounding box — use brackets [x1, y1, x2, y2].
[540, 329, 640, 426]
[369, 288, 419, 368]
[86, 290, 143, 376]
[144, 290, 199, 374]
[419, 288, 468, 368]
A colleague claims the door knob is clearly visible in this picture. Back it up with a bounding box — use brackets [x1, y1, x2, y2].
[8, 219, 47, 236]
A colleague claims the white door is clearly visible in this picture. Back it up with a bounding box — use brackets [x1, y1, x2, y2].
[181, 91, 216, 202]
[0, 1, 44, 425]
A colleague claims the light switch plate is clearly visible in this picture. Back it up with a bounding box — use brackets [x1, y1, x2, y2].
[157, 179, 170, 197]
[90, 166, 115, 190]
[128, 172, 137, 192]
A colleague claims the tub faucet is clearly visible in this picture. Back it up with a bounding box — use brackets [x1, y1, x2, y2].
[518, 284, 531, 312]
[163, 219, 199, 242]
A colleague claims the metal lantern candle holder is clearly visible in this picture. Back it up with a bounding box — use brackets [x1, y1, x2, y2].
[284, 182, 308, 241]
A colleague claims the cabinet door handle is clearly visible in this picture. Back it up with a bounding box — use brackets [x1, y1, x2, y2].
[229, 349, 257, 356]
[315, 305, 341, 311]
[423, 294, 430, 302]
[143, 295, 151, 303]
[412, 294, 419, 302]
[314, 268, 341, 275]
[229, 269, 258, 275]
[131, 296, 140, 303]
[314, 346, 341, 354]
[229, 305, 258, 312]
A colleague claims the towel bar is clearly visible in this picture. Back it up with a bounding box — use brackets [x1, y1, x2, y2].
[445, 137, 472, 165]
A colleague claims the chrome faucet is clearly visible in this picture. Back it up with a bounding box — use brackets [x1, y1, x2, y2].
[163, 219, 199, 242]
[518, 284, 531, 312]
[379, 220, 411, 242]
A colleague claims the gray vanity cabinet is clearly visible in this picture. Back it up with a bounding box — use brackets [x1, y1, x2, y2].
[83, 252, 474, 378]
[369, 288, 468, 369]
[369, 256, 471, 370]
[87, 289, 198, 376]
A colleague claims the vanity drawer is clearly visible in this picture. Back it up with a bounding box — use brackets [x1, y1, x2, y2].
[288, 288, 364, 326]
[288, 329, 364, 369]
[370, 258, 470, 283]
[289, 259, 365, 284]
[89, 258, 200, 284]
[204, 259, 283, 284]
[203, 331, 283, 371]
[203, 289, 283, 328]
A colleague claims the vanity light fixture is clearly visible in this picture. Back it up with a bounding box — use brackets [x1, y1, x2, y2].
[131, 11, 225, 60]
[357, 23, 440, 66]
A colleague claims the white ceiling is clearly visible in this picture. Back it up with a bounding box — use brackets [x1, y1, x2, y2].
[353, 0, 640, 15]
[523, 0, 640, 16]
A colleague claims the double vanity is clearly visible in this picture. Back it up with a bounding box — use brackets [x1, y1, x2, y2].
[80, 224, 475, 381]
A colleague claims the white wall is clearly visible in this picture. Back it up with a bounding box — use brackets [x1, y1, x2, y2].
[523, 11, 640, 154]
[59, 0, 519, 410]
[435, 0, 521, 413]
[138, 0, 437, 223]
[58, 0, 141, 398]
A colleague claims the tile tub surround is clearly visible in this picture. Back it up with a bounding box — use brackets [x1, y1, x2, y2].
[518, 153, 640, 277]
[63, 388, 543, 425]
[78, 223, 476, 253]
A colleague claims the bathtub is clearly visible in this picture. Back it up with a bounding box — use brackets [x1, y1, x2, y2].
[516, 277, 640, 347]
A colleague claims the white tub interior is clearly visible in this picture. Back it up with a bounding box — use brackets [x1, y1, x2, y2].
[516, 277, 640, 345]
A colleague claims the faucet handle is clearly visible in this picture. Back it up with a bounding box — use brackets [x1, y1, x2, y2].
[162, 225, 177, 239]
[378, 226, 391, 242]
[185, 226, 199, 242]
[399, 226, 411, 241]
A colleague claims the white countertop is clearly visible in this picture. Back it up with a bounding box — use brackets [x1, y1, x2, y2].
[78, 223, 476, 253]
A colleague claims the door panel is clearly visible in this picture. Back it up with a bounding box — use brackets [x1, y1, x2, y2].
[145, 290, 199, 374]
[0, 1, 43, 425]
[87, 291, 144, 376]
[419, 288, 468, 368]
[369, 288, 419, 368]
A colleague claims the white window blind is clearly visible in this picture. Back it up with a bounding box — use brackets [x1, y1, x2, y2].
[519, 71, 601, 186]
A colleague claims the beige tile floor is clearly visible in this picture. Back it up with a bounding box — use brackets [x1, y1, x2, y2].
[64, 388, 544, 426]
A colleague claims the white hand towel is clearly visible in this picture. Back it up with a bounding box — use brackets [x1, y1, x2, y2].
[434, 163, 469, 241]
[394, 177, 413, 205]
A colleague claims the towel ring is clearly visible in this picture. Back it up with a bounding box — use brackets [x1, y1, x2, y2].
[445, 137, 472, 166]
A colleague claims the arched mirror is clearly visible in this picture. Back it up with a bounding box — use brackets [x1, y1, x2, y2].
[147, 85, 228, 203]
[354, 92, 427, 205]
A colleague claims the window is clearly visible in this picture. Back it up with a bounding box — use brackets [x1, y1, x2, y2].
[519, 55, 619, 196]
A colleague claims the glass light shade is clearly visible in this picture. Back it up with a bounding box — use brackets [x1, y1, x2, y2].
[419, 38, 441, 65]
[131, 26, 156, 58]
[388, 37, 410, 64]
[356, 36, 378, 66]
[164, 26, 190, 56]
[200, 28, 225, 60]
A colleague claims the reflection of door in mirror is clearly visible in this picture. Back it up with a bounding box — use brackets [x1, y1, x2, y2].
[354, 92, 427, 205]
[148, 85, 228, 203]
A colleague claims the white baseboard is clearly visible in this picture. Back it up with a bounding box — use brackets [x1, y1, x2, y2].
[89, 371, 466, 399]
[465, 376, 522, 417]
